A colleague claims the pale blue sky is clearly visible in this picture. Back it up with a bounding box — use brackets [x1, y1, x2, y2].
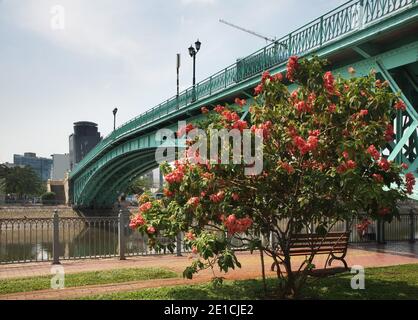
[0, 0, 345, 163]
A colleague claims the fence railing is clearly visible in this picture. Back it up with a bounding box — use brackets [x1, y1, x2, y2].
[0, 210, 187, 265]
[70, 0, 417, 179]
[1, 210, 417, 264]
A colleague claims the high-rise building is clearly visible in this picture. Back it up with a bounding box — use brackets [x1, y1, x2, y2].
[69, 122, 102, 170]
[50, 154, 70, 180]
[13, 153, 53, 181]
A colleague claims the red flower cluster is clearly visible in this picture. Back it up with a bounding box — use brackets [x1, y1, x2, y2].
[301, 160, 327, 171]
[286, 56, 299, 82]
[232, 119, 248, 132]
[232, 193, 240, 201]
[323, 71, 335, 95]
[260, 70, 283, 84]
[295, 100, 312, 113]
[261, 71, 271, 83]
[165, 167, 185, 184]
[328, 104, 337, 113]
[223, 214, 253, 235]
[177, 123, 194, 138]
[278, 161, 294, 174]
[251, 121, 272, 140]
[293, 134, 318, 155]
[210, 191, 225, 203]
[147, 226, 156, 234]
[163, 188, 174, 197]
[356, 218, 371, 232]
[272, 72, 283, 82]
[405, 172, 416, 194]
[185, 231, 196, 241]
[372, 173, 384, 183]
[394, 100, 406, 111]
[384, 124, 395, 142]
[290, 90, 299, 103]
[254, 84, 263, 95]
[187, 197, 200, 208]
[200, 172, 213, 181]
[336, 160, 357, 173]
[129, 214, 146, 229]
[214, 105, 225, 113]
[367, 145, 380, 161]
[201, 172, 214, 180]
[234, 98, 247, 107]
[359, 109, 368, 117]
[222, 110, 240, 122]
[139, 202, 152, 213]
[201, 106, 209, 114]
[378, 158, 391, 172]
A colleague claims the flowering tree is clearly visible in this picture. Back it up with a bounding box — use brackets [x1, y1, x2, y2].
[129, 56, 415, 298]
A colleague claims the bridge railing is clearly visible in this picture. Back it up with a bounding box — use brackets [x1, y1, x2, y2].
[70, 0, 416, 178]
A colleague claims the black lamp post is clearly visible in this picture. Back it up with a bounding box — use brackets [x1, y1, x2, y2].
[113, 108, 118, 131]
[188, 39, 201, 101]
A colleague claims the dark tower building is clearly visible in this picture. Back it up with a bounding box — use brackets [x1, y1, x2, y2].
[69, 122, 101, 170]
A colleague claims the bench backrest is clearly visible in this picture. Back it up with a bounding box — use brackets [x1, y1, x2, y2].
[286, 231, 350, 256]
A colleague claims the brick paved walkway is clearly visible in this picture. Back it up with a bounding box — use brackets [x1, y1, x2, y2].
[1, 242, 418, 300]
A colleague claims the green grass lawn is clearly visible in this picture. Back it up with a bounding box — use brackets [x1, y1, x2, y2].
[0, 267, 178, 295]
[83, 264, 418, 300]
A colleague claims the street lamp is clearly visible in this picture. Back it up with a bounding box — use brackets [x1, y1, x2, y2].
[113, 108, 118, 131]
[188, 39, 201, 101]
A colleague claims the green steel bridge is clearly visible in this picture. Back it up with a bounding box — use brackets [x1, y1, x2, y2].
[69, 0, 418, 209]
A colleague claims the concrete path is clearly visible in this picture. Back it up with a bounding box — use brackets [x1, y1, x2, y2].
[1, 242, 418, 300]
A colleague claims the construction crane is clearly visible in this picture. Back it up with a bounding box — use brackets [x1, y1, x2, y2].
[219, 19, 286, 48]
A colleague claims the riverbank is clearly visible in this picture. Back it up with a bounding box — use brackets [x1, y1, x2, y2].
[0, 206, 80, 218]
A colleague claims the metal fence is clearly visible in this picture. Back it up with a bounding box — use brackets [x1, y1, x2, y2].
[0, 211, 187, 264]
[1, 210, 417, 265]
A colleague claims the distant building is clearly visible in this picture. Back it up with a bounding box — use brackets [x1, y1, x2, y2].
[51, 154, 70, 180]
[46, 179, 67, 205]
[13, 153, 53, 181]
[69, 122, 102, 170]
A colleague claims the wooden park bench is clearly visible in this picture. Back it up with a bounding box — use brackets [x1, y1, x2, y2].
[271, 231, 350, 276]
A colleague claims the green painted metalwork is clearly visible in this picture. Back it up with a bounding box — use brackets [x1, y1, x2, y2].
[70, 0, 418, 207]
[70, 0, 417, 179]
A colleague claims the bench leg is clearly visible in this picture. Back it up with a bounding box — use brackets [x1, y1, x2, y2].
[328, 251, 349, 270]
